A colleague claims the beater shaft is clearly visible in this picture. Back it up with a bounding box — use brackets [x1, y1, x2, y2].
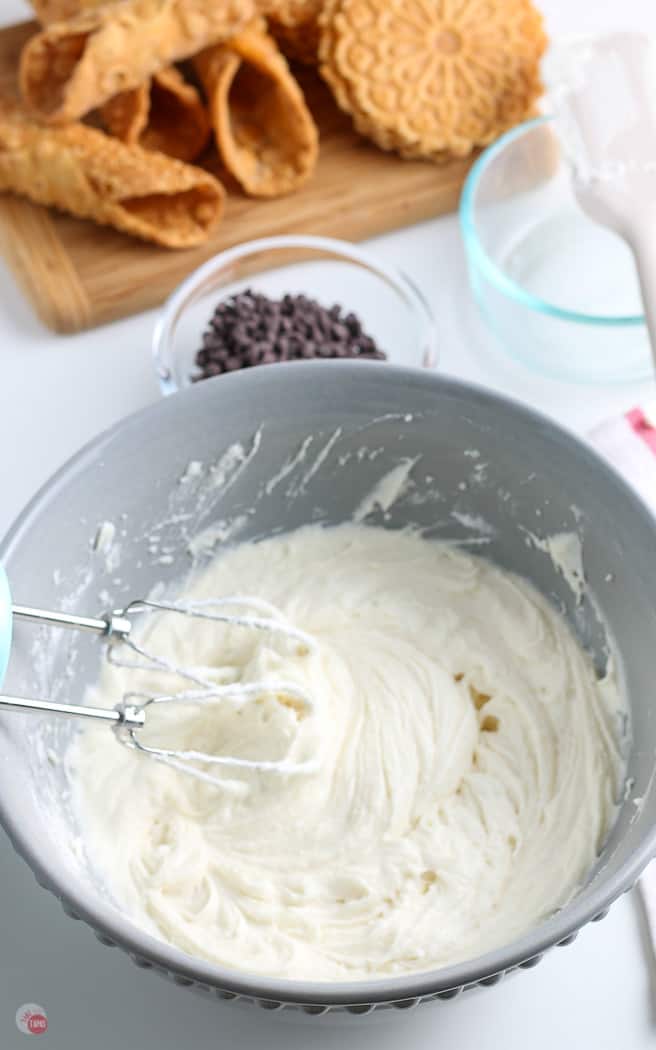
[0, 692, 145, 727]
[12, 604, 131, 639]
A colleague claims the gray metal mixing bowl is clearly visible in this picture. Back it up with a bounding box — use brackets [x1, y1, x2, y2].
[1, 362, 655, 1014]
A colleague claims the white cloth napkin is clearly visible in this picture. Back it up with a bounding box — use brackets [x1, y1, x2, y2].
[590, 404, 656, 510]
[589, 405, 656, 955]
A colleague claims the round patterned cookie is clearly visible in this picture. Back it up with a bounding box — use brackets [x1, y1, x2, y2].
[319, 0, 546, 159]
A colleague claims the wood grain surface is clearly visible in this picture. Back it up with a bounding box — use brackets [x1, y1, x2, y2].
[0, 21, 474, 333]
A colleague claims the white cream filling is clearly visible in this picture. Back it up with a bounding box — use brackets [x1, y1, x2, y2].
[69, 524, 624, 980]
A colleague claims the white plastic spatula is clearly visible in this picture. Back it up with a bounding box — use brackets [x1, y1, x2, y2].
[545, 33, 656, 360]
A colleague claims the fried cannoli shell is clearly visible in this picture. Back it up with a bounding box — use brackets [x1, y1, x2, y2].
[20, 0, 256, 124]
[30, 0, 88, 21]
[194, 25, 318, 198]
[28, 1, 211, 161]
[0, 101, 224, 248]
[269, 18, 320, 65]
[267, 0, 323, 65]
[102, 66, 210, 162]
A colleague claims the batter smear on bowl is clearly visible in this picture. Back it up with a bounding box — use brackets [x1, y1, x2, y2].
[69, 524, 624, 980]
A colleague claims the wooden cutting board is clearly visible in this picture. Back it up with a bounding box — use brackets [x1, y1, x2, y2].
[0, 20, 474, 334]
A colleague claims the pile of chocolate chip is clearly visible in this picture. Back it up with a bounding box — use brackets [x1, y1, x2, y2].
[193, 289, 387, 379]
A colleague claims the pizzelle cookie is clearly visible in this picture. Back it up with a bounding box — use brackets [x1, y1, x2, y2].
[319, 0, 546, 159]
[195, 22, 318, 197]
[0, 99, 224, 247]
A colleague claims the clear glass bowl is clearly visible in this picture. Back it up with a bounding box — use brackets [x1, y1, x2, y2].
[153, 235, 437, 395]
[460, 116, 650, 384]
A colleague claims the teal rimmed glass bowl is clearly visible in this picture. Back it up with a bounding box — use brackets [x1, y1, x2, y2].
[460, 116, 650, 384]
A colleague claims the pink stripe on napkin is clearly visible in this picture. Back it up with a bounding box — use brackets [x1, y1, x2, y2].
[626, 407, 656, 456]
[590, 409, 656, 510]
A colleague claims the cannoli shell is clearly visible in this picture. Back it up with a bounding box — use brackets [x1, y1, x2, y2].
[30, 0, 89, 21]
[195, 24, 318, 198]
[267, 0, 323, 65]
[0, 100, 225, 248]
[102, 66, 211, 163]
[20, 0, 257, 124]
[28, 0, 211, 161]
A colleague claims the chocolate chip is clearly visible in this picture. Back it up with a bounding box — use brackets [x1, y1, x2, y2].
[330, 322, 348, 341]
[192, 289, 388, 380]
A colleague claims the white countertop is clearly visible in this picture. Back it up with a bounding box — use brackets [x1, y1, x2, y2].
[2, 1, 656, 1047]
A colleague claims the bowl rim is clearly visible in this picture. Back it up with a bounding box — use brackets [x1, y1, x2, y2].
[459, 115, 645, 328]
[1, 361, 656, 1007]
[152, 234, 438, 397]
